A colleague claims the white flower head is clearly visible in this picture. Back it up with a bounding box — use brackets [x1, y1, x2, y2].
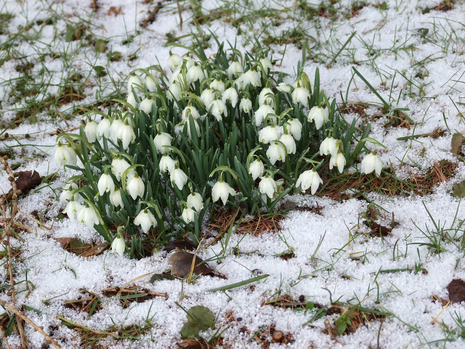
[330, 152, 346, 174]
[168, 53, 183, 71]
[63, 200, 83, 221]
[277, 83, 292, 93]
[260, 57, 272, 74]
[296, 169, 323, 195]
[286, 118, 302, 141]
[168, 81, 182, 101]
[118, 123, 136, 150]
[127, 74, 142, 93]
[222, 87, 238, 107]
[254, 104, 274, 126]
[97, 118, 111, 140]
[248, 159, 264, 181]
[109, 189, 123, 208]
[85, 120, 98, 143]
[111, 158, 131, 181]
[145, 75, 158, 92]
[154, 132, 173, 154]
[227, 61, 244, 79]
[292, 87, 310, 107]
[186, 63, 205, 84]
[361, 152, 383, 176]
[210, 78, 225, 93]
[134, 208, 157, 233]
[98, 173, 115, 195]
[279, 133, 296, 154]
[258, 88, 274, 107]
[59, 183, 79, 203]
[181, 207, 196, 223]
[181, 106, 200, 121]
[239, 98, 252, 114]
[77, 205, 100, 229]
[170, 167, 188, 190]
[187, 192, 204, 212]
[139, 98, 155, 114]
[127, 174, 145, 200]
[210, 99, 227, 121]
[159, 154, 176, 174]
[259, 176, 277, 199]
[242, 69, 261, 87]
[308, 106, 329, 130]
[266, 141, 286, 165]
[259, 125, 281, 144]
[111, 235, 126, 256]
[212, 180, 236, 205]
[110, 119, 124, 143]
[55, 144, 77, 168]
[200, 88, 215, 108]
[319, 137, 339, 157]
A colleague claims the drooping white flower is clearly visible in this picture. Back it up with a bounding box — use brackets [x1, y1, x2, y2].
[139, 98, 155, 114]
[109, 189, 123, 208]
[118, 123, 136, 150]
[77, 205, 100, 229]
[277, 83, 292, 93]
[361, 152, 383, 176]
[210, 78, 225, 93]
[85, 120, 98, 143]
[170, 168, 188, 190]
[254, 104, 274, 126]
[186, 63, 205, 83]
[134, 208, 157, 233]
[210, 99, 227, 121]
[200, 88, 215, 107]
[248, 159, 264, 180]
[258, 88, 274, 107]
[266, 141, 286, 165]
[239, 98, 252, 113]
[97, 117, 111, 139]
[59, 183, 79, 203]
[127, 74, 142, 93]
[286, 118, 302, 141]
[111, 235, 126, 256]
[308, 106, 329, 130]
[279, 133, 296, 154]
[187, 192, 204, 212]
[227, 61, 244, 79]
[127, 92, 137, 108]
[111, 158, 131, 181]
[168, 53, 183, 71]
[159, 155, 176, 174]
[259, 176, 277, 199]
[222, 87, 238, 107]
[168, 81, 182, 100]
[296, 169, 323, 195]
[259, 125, 281, 144]
[127, 174, 145, 200]
[154, 132, 173, 154]
[260, 57, 272, 74]
[63, 200, 83, 221]
[212, 180, 236, 205]
[181, 106, 200, 121]
[110, 119, 124, 143]
[54, 144, 77, 167]
[319, 137, 339, 157]
[241, 69, 261, 87]
[98, 173, 115, 195]
[181, 207, 196, 223]
[292, 87, 310, 107]
[329, 152, 346, 174]
[145, 76, 158, 92]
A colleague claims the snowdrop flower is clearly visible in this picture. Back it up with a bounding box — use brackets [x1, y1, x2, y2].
[212, 180, 236, 205]
[308, 106, 329, 130]
[169, 67, 182, 85]
[111, 235, 126, 256]
[110, 119, 124, 143]
[266, 141, 286, 165]
[127, 92, 137, 108]
[248, 159, 264, 180]
[259, 176, 277, 199]
[258, 88, 274, 107]
[277, 83, 292, 93]
[329, 152, 346, 174]
[127, 74, 142, 92]
[200, 88, 215, 107]
[227, 60, 244, 79]
[118, 123, 136, 149]
[111, 158, 131, 181]
[63, 200, 82, 221]
[181, 207, 196, 223]
[241, 69, 261, 87]
[55, 144, 77, 167]
[259, 125, 281, 144]
[183, 56, 195, 70]
[361, 152, 383, 176]
[168, 81, 182, 101]
[154, 132, 173, 154]
[296, 169, 323, 195]
[286, 118, 302, 141]
[222, 87, 238, 107]
[260, 57, 272, 74]
[168, 53, 183, 71]
[187, 192, 204, 212]
[145, 76, 157, 91]
[279, 133, 296, 154]
[210, 99, 227, 121]
[254, 104, 274, 126]
[319, 137, 338, 157]
[97, 117, 111, 139]
[210, 78, 225, 93]
[292, 87, 310, 107]
[239, 98, 252, 113]
[59, 183, 79, 203]
[98, 173, 115, 195]
[134, 208, 157, 233]
[159, 154, 175, 174]
[170, 167, 188, 190]
[139, 98, 155, 114]
[85, 120, 98, 143]
[181, 106, 200, 121]
[127, 174, 145, 200]
[77, 205, 100, 229]
[109, 189, 123, 208]
[186, 63, 205, 83]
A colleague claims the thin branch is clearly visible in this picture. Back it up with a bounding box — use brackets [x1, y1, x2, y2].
[0, 126, 80, 141]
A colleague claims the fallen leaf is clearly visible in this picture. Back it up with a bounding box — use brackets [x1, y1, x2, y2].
[15, 170, 41, 192]
[447, 279, 465, 302]
[168, 251, 212, 278]
[451, 132, 463, 155]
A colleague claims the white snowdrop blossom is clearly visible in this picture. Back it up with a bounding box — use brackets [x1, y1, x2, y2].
[111, 158, 131, 181]
[54, 144, 77, 167]
[59, 183, 79, 203]
[187, 192, 204, 212]
[109, 189, 123, 208]
[127, 75, 142, 93]
[159, 155, 175, 174]
[259, 176, 277, 199]
[210, 78, 225, 93]
[227, 61, 244, 79]
[77, 205, 100, 229]
[239, 98, 252, 113]
[168, 81, 182, 100]
[98, 173, 115, 195]
[260, 57, 272, 74]
[63, 200, 83, 221]
[97, 118, 111, 139]
[200, 88, 215, 107]
[277, 83, 292, 93]
[258, 88, 274, 107]
[259, 126, 281, 144]
[127, 174, 145, 200]
[308, 106, 329, 130]
[111, 236, 126, 256]
[319, 137, 339, 157]
[182, 207, 196, 223]
[145, 76, 157, 92]
[127, 92, 137, 108]
[329, 152, 346, 173]
[242, 69, 261, 87]
[134, 209, 157, 233]
[170, 168, 188, 190]
[266, 141, 286, 165]
[286, 118, 302, 141]
[168, 53, 183, 71]
[296, 169, 323, 195]
[110, 119, 124, 143]
[212, 180, 236, 205]
[169, 67, 182, 85]
[118, 123, 136, 149]
[292, 87, 310, 107]
[210, 99, 227, 121]
[361, 152, 383, 176]
[254, 104, 274, 126]
[222, 87, 238, 107]
[154, 132, 173, 154]
[180, 119, 201, 139]
[85, 120, 98, 143]
[248, 159, 264, 180]
[187, 63, 205, 83]
[279, 133, 296, 154]
[139, 98, 155, 114]
[181, 106, 200, 121]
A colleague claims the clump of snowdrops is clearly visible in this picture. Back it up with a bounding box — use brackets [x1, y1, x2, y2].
[55, 42, 382, 258]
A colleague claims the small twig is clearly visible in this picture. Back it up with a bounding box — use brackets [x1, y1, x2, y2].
[204, 208, 238, 248]
[0, 300, 61, 349]
[17, 209, 54, 230]
[16, 315, 27, 349]
[57, 315, 114, 336]
[0, 326, 12, 349]
[0, 126, 80, 141]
